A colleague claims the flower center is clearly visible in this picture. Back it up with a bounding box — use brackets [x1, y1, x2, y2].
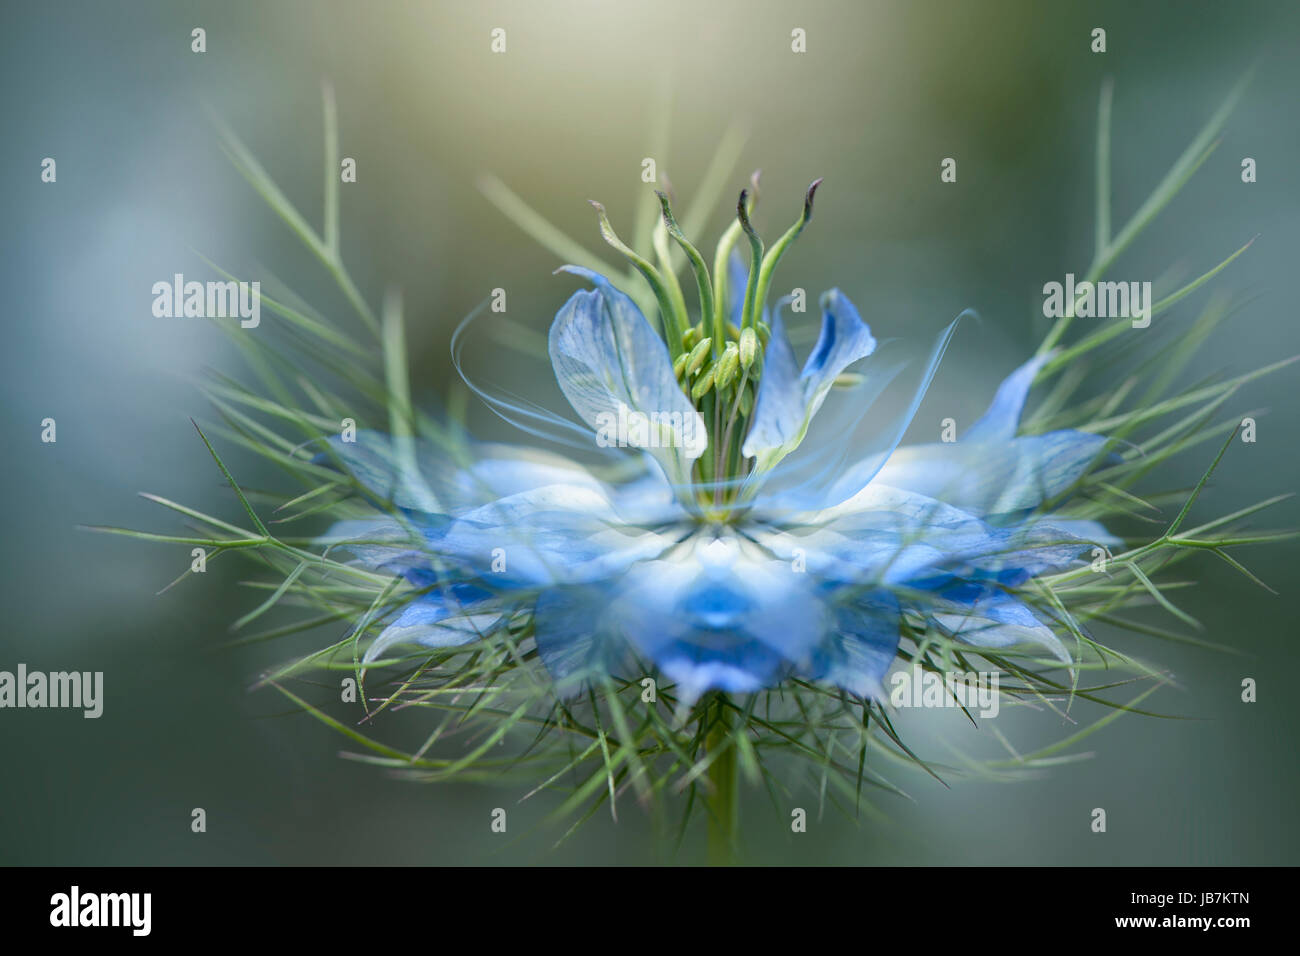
[590, 177, 822, 508]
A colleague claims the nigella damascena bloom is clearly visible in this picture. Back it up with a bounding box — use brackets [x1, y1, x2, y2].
[322, 183, 1116, 703]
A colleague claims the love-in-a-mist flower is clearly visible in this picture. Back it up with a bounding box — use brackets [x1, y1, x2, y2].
[110, 79, 1283, 863]
[322, 182, 1117, 704]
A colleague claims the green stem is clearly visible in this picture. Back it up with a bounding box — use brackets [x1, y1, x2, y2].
[706, 697, 738, 865]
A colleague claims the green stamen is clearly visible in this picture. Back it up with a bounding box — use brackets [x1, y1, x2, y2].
[714, 342, 741, 390]
[691, 364, 717, 400]
[684, 337, 713, 377]
[672, 351, 689, 380]
[738, 327, 758, 368]
[737, 383, 753, 416]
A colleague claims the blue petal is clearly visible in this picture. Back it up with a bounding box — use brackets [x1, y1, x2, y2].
[804, 592, 900, 698]
[550, 266, 706, 484]
[925, 586, 1070, 663]
[321, 516, 444, 587]
[325, 481, 678, 592]
[425, 485, 677, 588]
[742, 289, 877, 470]
[365, 586, 502, 663]
[765, 483, 1111, 598]
[739, 303, 802, 461]
[532, 586, 621, 695]
[851, 350, 1110, 517]
[954, 520, 1118, 585]
[442, 445, 610, 509]
[316, 432, 441, 512]
[757, 310, 965, 513]
[962, 352, 1054, 444]
[608, 541, 828, 701]
[870, 429, 1110, 518]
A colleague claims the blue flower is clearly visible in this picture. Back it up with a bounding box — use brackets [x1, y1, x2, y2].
[322, 189, 1117, 705]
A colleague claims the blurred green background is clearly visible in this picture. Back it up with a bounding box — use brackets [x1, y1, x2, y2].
[3, 0, 1298, 864]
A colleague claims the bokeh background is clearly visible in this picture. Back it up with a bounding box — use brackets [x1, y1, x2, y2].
[3, 0, 1298, 865]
